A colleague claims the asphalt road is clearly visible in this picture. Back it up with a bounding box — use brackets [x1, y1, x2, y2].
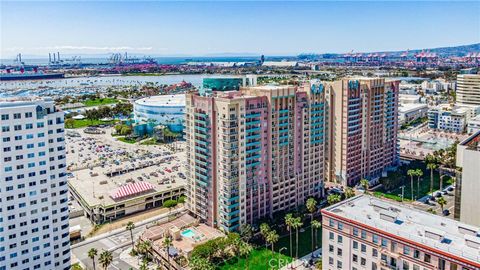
[72, 208, 184, 270]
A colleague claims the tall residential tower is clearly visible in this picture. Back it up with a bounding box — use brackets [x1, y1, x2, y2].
[185, 82, 327, 231]
[186, 78, 399, 231]
[0, 98, 70, 270]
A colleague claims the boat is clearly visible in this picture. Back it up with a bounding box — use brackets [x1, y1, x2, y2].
[0, 71, 64, 81]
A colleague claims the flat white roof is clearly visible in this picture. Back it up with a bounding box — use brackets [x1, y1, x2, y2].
[134, 95, 185, 107]
[324, 195, 480, 264]
[399, 103, 428, 113]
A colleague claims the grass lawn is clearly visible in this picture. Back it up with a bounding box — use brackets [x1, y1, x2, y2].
[219, 249, 292, 270]
[71, 263, 83, 270]
[374, 161, 454, 202]
[275, 224, 322, 258]
[140, 138, 162, 145]
[83, 98, 118, 107]
[118, 137, 137, 144]
[67, 119, 116, 129]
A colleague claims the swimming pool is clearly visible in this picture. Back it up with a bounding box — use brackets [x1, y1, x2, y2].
[181, 229, 195, 238]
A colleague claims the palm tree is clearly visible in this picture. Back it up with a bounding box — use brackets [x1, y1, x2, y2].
[437, 197, 447, 212]
[305, 198, 317, 255]
[311, 220, 322, 250]
[259, 223, 271, 250]
[427, 163, 437, 194]
[291, 217, 303, 259]
[284, 213, 294, 258]
[415, 169, 423, 199]
[163, 235, 173, 270]
[407, 169, 417, 200]
[327, 194, 341, 205]
[360, 178, 369, 194]
[99, 250, 113, 270]
[126, 221, 135, 250]
[88, 248, 98, 270]
[344, 187, 355, 199]
[266, 230, 279, 253]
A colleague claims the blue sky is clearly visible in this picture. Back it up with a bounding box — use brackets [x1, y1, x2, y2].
[1, 1, 479, 57]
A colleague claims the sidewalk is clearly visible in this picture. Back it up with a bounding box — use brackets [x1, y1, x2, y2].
[71, 206, 185, 249]
[281, 248, 322, 270]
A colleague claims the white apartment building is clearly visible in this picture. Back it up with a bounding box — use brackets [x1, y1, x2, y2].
[322, 195, 480, 270]
[428, 105, 480, 134]
[0, 98, 70, 270]
[467, 115, 480, 134]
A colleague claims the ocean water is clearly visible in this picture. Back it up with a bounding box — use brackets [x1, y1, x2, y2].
[0, 56, 265, 66]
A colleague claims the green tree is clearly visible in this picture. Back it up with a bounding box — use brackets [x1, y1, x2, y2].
[65, 118, 75, 129]
[415, 169, 423, 199]
[163, 199, 178, 213]
[239, 224, 253, 243]
[311, 220, 322, 250]
[163, 235, 173, 270]
[88, 248, 98, 270]
[126, 221, 135, 250]
[427, 163, 437, 194]
[284, 213, 294, 258]
[140, 258, 149, 270]
[291, 217, 303, 259]
[259, 223, 271, 250]
[360, 179, 369, 194]
[99, 250, 113, 270]
[266, 230, 279, 253]
[315, 259, 322, 270]
[189, 256, 215, 270]
[437, 197, 447, 212]
[327, 194, 341, 205]
[344, 187, 355, 199]
[407, 169, 417, 200]
[306, 198, 317, 254]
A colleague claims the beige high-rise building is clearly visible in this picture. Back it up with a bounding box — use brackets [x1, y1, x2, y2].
[457, 74, 480, 106]
[325, 78, 399, 187]
[185, 77, 400, 232]
[185, 82, 327, 232]
[456, 131, 480, 227]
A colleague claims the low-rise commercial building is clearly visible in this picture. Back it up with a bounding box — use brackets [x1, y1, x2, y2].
[69, 155, 186, 224]
[322, 195, 480, 270]
[428, 105, 480, 133]
[399, 103, 428, 126]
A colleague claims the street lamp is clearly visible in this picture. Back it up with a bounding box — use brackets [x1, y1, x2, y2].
[278, 247, 287, 270]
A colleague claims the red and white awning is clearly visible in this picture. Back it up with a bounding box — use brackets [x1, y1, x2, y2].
[111, 182, 155, 200]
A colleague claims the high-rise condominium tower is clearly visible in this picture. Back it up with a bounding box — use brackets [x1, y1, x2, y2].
[0, 98, 70, 270]
[185, 82, 327, 231]
[186, 78, 399, 231]
[456, 74, 480, 106]
[325, 78, 399, 186]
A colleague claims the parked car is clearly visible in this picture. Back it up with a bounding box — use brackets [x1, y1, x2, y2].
[442, 209, 450, 216]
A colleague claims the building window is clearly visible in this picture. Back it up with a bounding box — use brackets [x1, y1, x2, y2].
[372, 234, 379, 244]
[372, 248, 378, 257]
[337, 235, 343, 243]
[353, 241, 358, 249]
[403, 245, 410, 255]
[353, 254, 358, 263]
[361, 230, 366, 239]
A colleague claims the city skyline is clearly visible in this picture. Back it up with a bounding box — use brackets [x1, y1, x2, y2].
[1, 1, 479, 57]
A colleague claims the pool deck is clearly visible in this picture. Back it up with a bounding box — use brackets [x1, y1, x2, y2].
[141, 214, 224, 255]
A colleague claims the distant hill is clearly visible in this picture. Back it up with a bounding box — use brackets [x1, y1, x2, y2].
[299, 43, 480, 59]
